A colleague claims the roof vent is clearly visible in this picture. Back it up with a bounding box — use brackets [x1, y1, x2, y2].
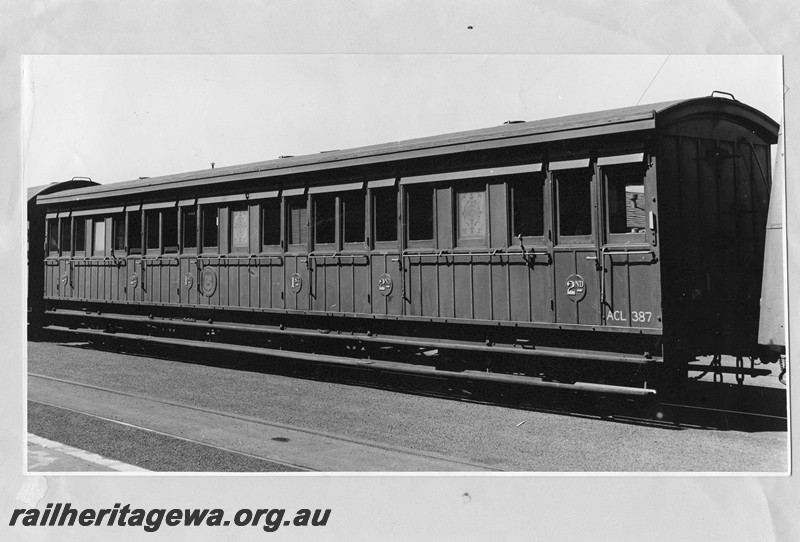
[711, 90, 736, 101]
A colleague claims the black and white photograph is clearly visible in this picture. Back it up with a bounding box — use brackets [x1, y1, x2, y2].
[3, 2, 798, 541]
[23, 54, 787, 474]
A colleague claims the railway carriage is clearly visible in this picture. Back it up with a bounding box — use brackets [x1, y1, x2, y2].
[29, 95, 781, 395]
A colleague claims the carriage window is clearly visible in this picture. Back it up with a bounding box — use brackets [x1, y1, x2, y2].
[182, 208, 197, 250]
[287, 197, 308, 247]
[510, 175, 545, 239]
[74, 218, 86, 254]
[373, 187, 397, 243]
[342, 191, 365, 245]
[162, 209, 178, 253]
[128, 211, 142, 254]
[202, 206, 219, 251]
[145, 210, 160, 251]
[59, 217, 72, 254]
[314, 194, 336, 246]
[260, 199, 281, 249]
[605, 164, 646, 237]
[93, 219, 105, 256]
[456, 187, 487, 246]
[230, 206, 249, 253]
[556, 169, 593, 239]
[407, 185, 434, 242]
[47, 219, 58, 254]
[112, 214, 125, 251]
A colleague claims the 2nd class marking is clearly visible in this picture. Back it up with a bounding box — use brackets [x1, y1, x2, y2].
[565, 274, 586, 302]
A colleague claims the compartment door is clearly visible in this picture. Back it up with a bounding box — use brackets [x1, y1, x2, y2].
[551, 161, 602, 326]
[599, 157, 662, 330]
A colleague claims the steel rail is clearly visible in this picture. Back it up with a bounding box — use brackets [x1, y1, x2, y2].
[29, 398, 313, 472]
[29, 373, 503, 472]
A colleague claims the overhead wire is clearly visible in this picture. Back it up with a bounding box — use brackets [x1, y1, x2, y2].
[636, 55, 670, 105]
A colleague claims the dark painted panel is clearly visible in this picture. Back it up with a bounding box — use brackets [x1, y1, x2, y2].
[229, 264, 240, 307]
[141, 264, 150, 303]
[353, 263, 370, 314]
[405, 261, 419, 316]
[420, 260, 439, 317]
[259, 265, 271, 309]
[126, 259, 138, 302]
[736, 141, 756, 244]
[218, 264, 228, 306]
[554, 249, 600, 325]
[118, 263, 127, 302]
[80, 265, 87, 299]
[370, 254, 402, 315]
[143, 264, 152, 303]
[698, 139, 719, 240]
[436, 188, 453, 250]
[284, 256, 308, 310]
[530, 261, 553, 323]
[271, 264, 284, 309]
[169, 264, 180, 304]
[91, 265, 99, 300]
[717, 140, 737, 241]
[370, 257, 387, 315]
[489, 183, 508, 248]
[339, 263, 354, 313]
[189, 259, 198, 305]
[437, 262, 455, 318]
[44, 265, 51, 297]
[100, 264, 107, 301]
[96, 265, 104, 301]
[160, 264, 170, 304]
[605, 256, 632, 328]
[67, 265, 76, 298]
[311, 261, 326, 311]
[326, 263, 341, 312]
[247, 264, 258, 308]
[472, 261, 492, 320]
[452, 259, 472, 319]
[219, 208, 229, 254]
[110, 265, 118, 302]
[508, 261, 530, 322]
[210, 264, 221, 307]
[249, 205, 259, 255]
[678, 137, 700, 241]
[490, 262, 510, 321]
[627, 257, 660, 328]
[575, 251, 600, 325]
[553, 251, 577, 324]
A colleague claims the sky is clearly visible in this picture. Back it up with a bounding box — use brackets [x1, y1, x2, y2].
[22, 54, 783, 189]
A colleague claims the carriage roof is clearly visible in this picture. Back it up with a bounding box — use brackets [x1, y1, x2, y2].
[37, 96, 778, 205]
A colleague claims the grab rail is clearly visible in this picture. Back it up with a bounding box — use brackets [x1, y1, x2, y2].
[401, 248, 551, 263]
[195, 255, 284, 266]
[307, 252, 369, 261]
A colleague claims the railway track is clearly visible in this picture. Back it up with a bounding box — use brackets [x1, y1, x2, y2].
[32, 327, 787, 433]
[28, 373, 502, 472]
[27, 337, 788, 472]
